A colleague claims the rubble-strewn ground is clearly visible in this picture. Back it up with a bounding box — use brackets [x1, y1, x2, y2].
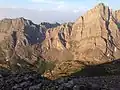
[0, 68, 120, 90]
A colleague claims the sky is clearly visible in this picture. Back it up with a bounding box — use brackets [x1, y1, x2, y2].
[0, 0, 120, 23]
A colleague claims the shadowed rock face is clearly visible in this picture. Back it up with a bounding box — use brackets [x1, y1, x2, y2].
[40, 22, 60, 29]
[0, 3, 120, 79]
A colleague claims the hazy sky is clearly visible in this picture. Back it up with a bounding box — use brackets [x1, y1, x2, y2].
[0, 0, 120, 10]
[0, 0, 120, 23]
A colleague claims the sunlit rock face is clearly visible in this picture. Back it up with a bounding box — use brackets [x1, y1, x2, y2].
[40, 23, 73, 62]
[0, 17, 47, 69]
[71, 3, 120, 64]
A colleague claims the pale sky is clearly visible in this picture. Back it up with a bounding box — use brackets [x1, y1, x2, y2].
[0, 0, 120, 23]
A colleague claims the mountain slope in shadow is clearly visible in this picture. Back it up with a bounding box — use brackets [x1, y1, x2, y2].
[71, 59, 120, 77]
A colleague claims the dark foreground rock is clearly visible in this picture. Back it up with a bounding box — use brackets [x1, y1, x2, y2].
[0, 69, 120, 90]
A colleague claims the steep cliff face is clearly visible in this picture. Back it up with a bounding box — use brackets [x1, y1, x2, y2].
[0, 17, 47, 69]
[0, 17, 46, 45]
[41, 23, 73, 62]
[44, 3, 120, 79]
[71, 3, 120, 64]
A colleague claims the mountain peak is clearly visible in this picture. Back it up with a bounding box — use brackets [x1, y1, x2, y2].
[97, 3, 105, 7]
[94, 3, 108, 10]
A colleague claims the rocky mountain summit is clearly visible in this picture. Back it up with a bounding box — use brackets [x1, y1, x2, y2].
[0, 3, 120, 79]
[71, 3, 120, 63]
